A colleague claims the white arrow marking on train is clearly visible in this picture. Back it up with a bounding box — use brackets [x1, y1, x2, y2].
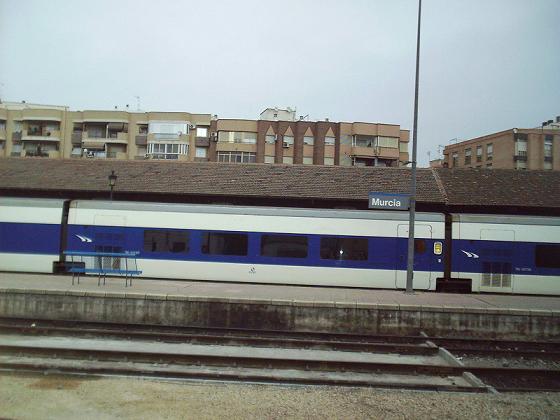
[75, 235, 93, 243]
[461, 250, 479, 259]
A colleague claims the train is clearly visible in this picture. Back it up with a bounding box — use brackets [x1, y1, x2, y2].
[1, 197, 559, 295]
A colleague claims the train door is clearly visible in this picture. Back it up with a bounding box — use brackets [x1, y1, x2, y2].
[479, 229, 515, 293]
[93, 215, 127, 270]
[395, 224, 433, 290]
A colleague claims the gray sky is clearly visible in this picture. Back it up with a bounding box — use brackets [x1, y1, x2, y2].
[1, 0, 559, 165]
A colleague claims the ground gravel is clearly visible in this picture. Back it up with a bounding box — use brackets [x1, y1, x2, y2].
[1, 373, 559, 420]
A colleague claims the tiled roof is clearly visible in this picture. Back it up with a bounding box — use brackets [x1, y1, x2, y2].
[0, 158, 559, 210]
[0, 158, 444, 203]
[434, 168, 560, 208]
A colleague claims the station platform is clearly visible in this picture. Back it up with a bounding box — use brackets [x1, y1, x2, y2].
[0, 272, 559, 340]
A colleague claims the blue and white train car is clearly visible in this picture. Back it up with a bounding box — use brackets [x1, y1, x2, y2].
[66, 200, 446, 290]
[0, 197, 65, 273]
[451, 214, 560, 295]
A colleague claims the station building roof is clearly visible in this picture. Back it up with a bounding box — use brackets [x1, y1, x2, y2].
[0, 158, 559, 215]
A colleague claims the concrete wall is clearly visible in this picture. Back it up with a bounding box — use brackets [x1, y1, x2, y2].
[0, 289, 558, 340]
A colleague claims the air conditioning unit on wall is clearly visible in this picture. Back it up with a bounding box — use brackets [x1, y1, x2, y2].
[283, 142, 290, 148]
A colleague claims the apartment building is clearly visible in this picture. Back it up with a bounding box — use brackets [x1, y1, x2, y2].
[0, 102, 409, 167]
[443, 118, 560, 170]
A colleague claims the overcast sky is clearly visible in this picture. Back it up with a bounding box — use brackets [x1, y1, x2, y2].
[1, 0, 559, 165]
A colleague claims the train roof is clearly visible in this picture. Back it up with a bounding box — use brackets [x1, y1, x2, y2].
[451, 213, 560, 226]
[71, 200, 445, 222]
[0, 197, 67, 208]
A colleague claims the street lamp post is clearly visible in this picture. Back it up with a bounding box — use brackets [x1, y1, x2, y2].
[405, 0, 422, 294]
[108, 170, 117, 201]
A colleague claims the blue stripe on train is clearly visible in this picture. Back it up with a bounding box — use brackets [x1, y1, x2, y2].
[452, 239, 560, 276]
[66, 224, 443, 272]
[0, 222, 61, 254]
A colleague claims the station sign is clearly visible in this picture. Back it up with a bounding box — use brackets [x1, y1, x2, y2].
[368, 192, 410, 211]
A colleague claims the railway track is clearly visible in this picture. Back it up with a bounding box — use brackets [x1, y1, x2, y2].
[0, 318, 558, 393]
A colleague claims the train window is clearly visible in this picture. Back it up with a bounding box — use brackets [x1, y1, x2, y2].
[535, 245, 560, 268]
[261, 235, 308, 258]
[201, 232, 248, 256]
[320, 237, 368, 261]
[415, 239, 426, 254]
[144, 230, 189, 253]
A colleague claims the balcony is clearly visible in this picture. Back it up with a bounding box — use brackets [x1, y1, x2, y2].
[82, 131, 129, 148]
[514, 151, 528, 162]
[22, 129, 61, 142]
[71, 132, 83, 145]
[544, 156, 553, 163]
[135, 135, 148, 146]
[350, 146, 399, 159]
[12, 131, 22, 142]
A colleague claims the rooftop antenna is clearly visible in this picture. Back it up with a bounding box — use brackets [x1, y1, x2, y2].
[135, 96, 141, 111]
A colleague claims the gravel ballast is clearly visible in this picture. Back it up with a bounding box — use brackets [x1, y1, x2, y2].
[1, 373, 559, 419]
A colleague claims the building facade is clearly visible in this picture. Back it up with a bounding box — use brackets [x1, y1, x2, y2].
[0, 103, 409, 167]
[443, 121, 560, 170]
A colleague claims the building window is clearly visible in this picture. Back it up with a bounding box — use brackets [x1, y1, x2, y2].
[195, 147, 207, 158]
[320, 237, 368, 261]
[325, 136, 335, 146]
[0, 120, 6, 130]
[260, 235, 308, 258]
[283, 135, 294, 146]
[515, 160, 527, 170]
[399, 142, 408, 153]
[144, 230, 189, 253]
[147, 143, 188, 159]
[515, 138, 527, 157]
[303, 136, 314, 146]
[464, 148, 472, 165]
[303, 157, 313, 165]
[149, 121, 189, 139]
[217, 151, 256, 163]
[264, 155, 275, 164]
[196, 127, 208, 137]
[352, 135, 375, 147]
[282, 156, 293, 164]
[218, 131, 257, 144]
[486, 143, 493, 161]
[324, 157, 335, 165]
[378, 136, 399, 148]
[486, 163, 493, 168]
[265, 135, 276, 144]
[201, 232, 248, 256]
[452, 152, 458, 167]
[544, 135, 553, 167]
[138, 124, 148, 135]
[476, 145, 482, 162]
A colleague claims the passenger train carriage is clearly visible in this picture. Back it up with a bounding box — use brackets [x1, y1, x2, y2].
[1, 197, 559, 295]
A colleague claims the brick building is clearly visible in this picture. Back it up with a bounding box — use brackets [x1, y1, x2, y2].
[443, 118, 560, 170]
[0, 102, 409, 167]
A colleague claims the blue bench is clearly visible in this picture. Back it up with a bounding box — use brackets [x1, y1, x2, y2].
[64, 251, 142, 287]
